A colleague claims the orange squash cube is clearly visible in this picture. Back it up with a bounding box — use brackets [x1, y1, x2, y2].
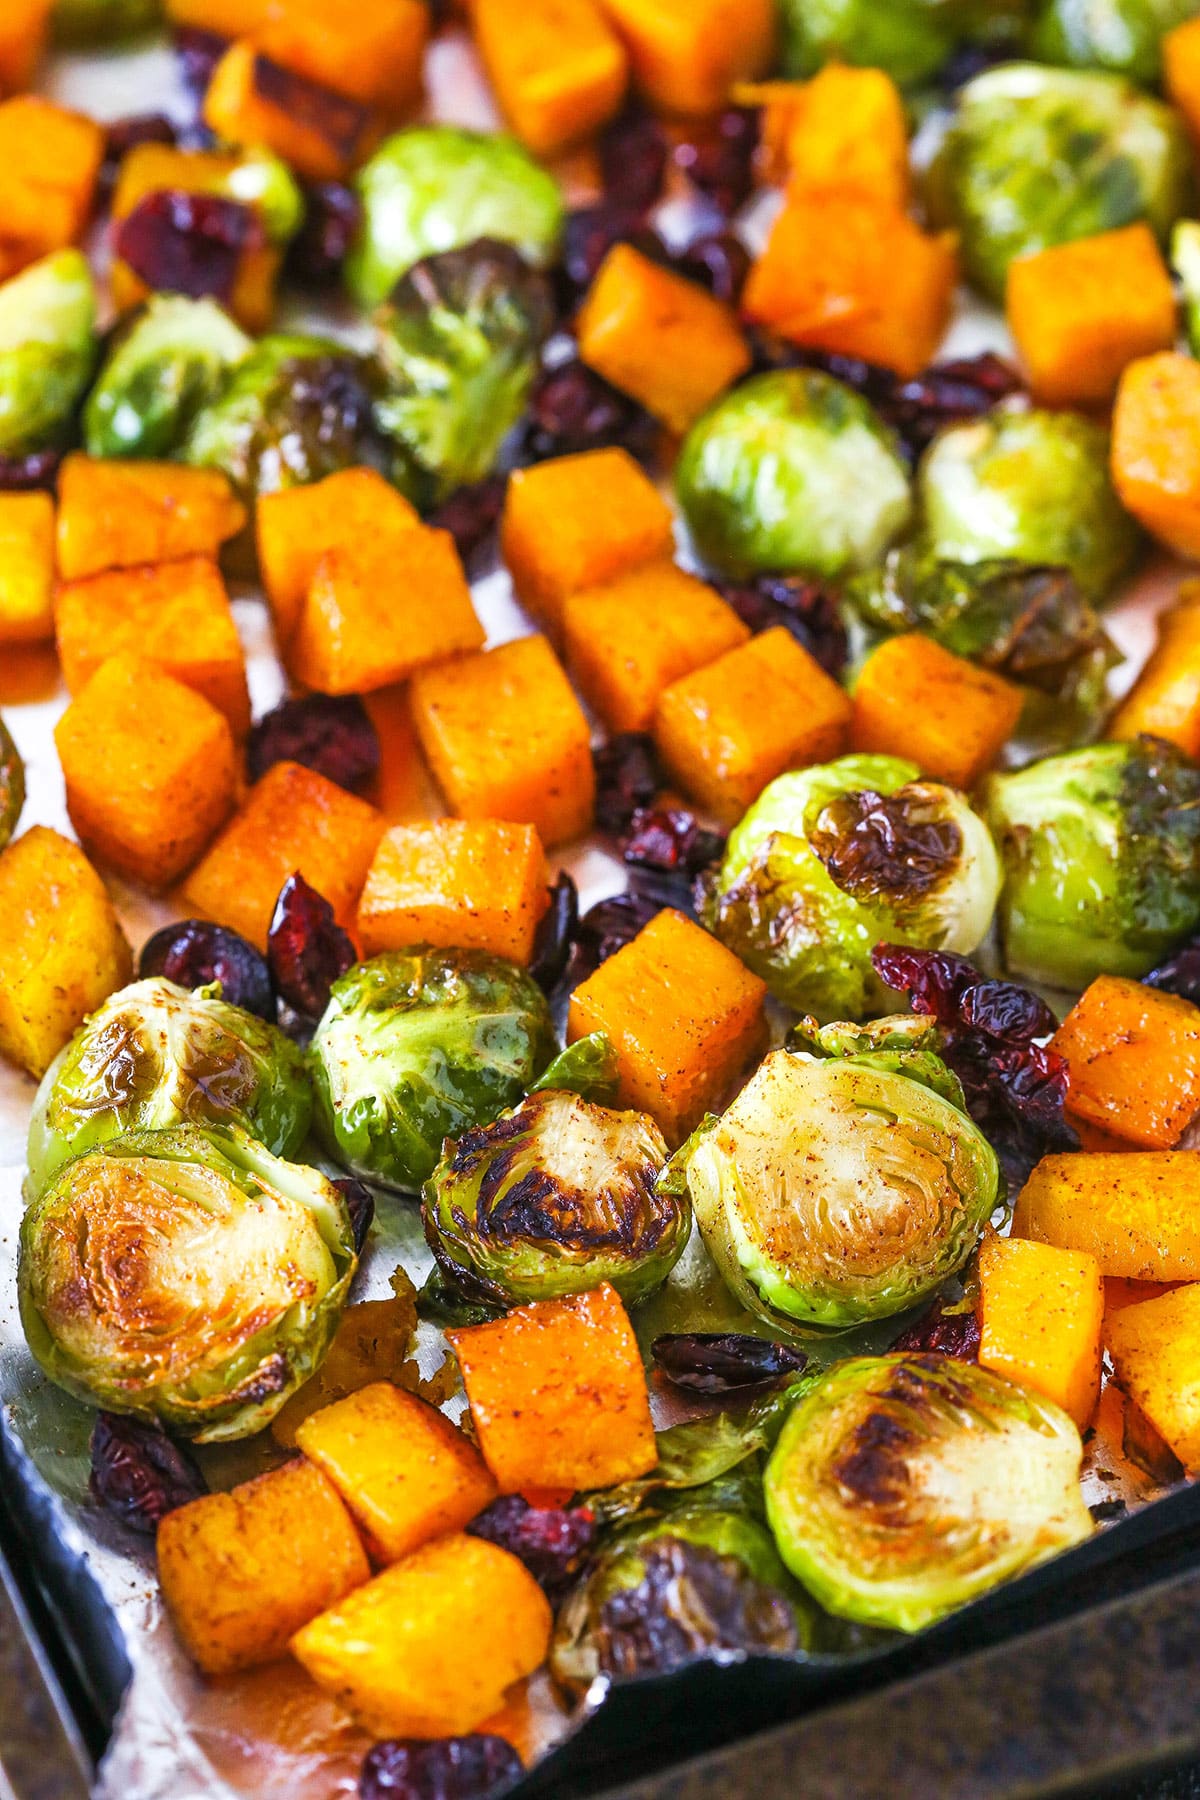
[978, 1234, 1104, 1430]
[577, 244, 752, 436]
[296, 1383, 498, 1565]
[183, 760, 384, 949]
[1112, 352, 1200, 559]
[55, 558, 250, 734]
[0, 98, 103, 277]
[1106, 1282, 1200, 1470]
[1104, 1277, 1182, 1336]
[203, 42, 383, 184]
[290, 1534, 551, 1740]
[158, 1457, 370, 1678]
[851, 634, 1023, 790]
[164, 0, 269, 28]
[1110, 579, 1200, 755]
[0, 827, 132, 1077]
[562, 561, 749, 734]
[447, 1284, 656, 1493]
[1013, 1152, 1200, 1282]
[783, 64, 909, 209]
[56, 455, 246, 582]
[568, 908, 767, 1143]
[0, 492, 55, 643]
[0, 1, 51, 96]
[55, 653, 238, 891]
[257, 466, 420, 645]
[1165, 17, 1200, 147]
[473, 0, 628, 156]
[245, 0, 430, 110]
[357, 819, 549, 963]
[654, 626, 853, 827]
[501, 448, 674, 636]
[597, 0, 775, 116]
[410, 635, 595, 848]
[1052, 975, 1200, 1151]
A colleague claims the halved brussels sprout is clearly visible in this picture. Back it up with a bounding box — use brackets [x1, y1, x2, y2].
[983, 738, 1200, 988]
[52, 0, 160, 41]
[927, 64, 1193, 300]
[677, 370, 913, 581]
[765, 1354, 1093, 1631]
[0, 250, 97, 456]
[19, 1124, 358, 1441]
[703, 755, 1002, 1020]
[778, 0, 1025, 85]
[24, 977, 312, 1203]
[1172, 219, 1200, 357]
[1030, 0, 1196, 82]
[423, 1089, 684, 1307]
[310, 948, 557, 1193]
[84, 296, 252, 461]
[347, 127, 565, 310]
[0, 713, 24, 854]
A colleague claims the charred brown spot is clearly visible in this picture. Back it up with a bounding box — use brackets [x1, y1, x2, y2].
[472, 1159, 669, 1257]
[224, 1352, 290, 1406]
[811, 787, 962, 903]
[833, 1409, 914, 1506]
[253, 54, 375, 160]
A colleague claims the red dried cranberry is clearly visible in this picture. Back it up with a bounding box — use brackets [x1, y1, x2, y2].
[287, 180, 364, 287]
[652, 1333, 807, 1394]
[598, 1537, 798, 1677]
[523, 360, 657, 464]
[891, 1299, 981, 1361]
[1146, 937, 1200, 1006]
[529, 872, 579, 994]
[332, 1176, 375, 1254]
[247, 693, 380, 793]
[254, 56, 374, 162]
[360, 1737, 523, 1800]
[467, 1495, 597, 1599]
[958, 978, 1057, 1044]
[872, 945, 985, 1022]
[173, 26, 228, 99]
[674, 109, 759, 216]
[715, 575, 848, 678]
[268, 873, 356, 1019]
[0, 448, 63, 492]
[621, 807, 725, 907]
[138, 919, 275, 1021]
[594, 734, 662, 836]
[115, 191, 261, 304]
[560, 203, 643, 297]
[428, 474, 508, 575]
[89, 1413, 207, 1535]
[886, 352, 1024, 457]
[572, 893, 663, 986]
[99, 114, 178, 207]
[675, 232, 752, 303]
[598, 106, 669, 215]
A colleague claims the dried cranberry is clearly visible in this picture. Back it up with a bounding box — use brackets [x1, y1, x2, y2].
[598, 1537, 798, 1678]
[872, 944, 980, 1021]
[885, 352, 1024, 457]
[0, 448, 63, 492]
[529, 872, 579, 994]
[360, 1737, 523, 1800]
[560, 203, 643, 298]
[621, 807, 725, 907]
[428, 474, 508, 574]
[115, 191, 261, 304]
[89, 1413, 207, 1536]
[287, 181, 363, 287]
[98, 114, 178, 207]
[247, 693, 380, 794]
[891, 1300, 981, 1361]
[333, 1176, 375, 1254]
[958, 978, 1057, 1045]
[572, 893, 663, 986]
[467, 1495, 597, 1600]
[715, 575, 848, 678]
[675, 232, 752, 303]
[652, 1333, 807, 1394]
[173, 26, 228, 99]
[287, 353, 376, 460]
[594, 734, 662, 836]
[598, 106, 669, 215]
[522, 359, 657, 464]
[138, 919, 275, 1021]
[674, 109, 759, 216]
[267, 873, 356, 1019]
[1146, 937, 1200, 1006]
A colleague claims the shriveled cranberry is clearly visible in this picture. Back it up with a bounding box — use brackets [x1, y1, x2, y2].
[885, 352, 1024, 457]
[599, 105, 669, 215]
[958, 979, 1057, 1044]
[523, 359, 657, 465]
[247, 693, 380, 793]
[467, 1495, 598, 1599]
[268, 873, 356, 1019]
[99, 114, 178, 207]
[115, 191, 261, 304]
[872, 944, 980, 1020]
[676, 232, 752, 303]
[333, 1176, 375, 1254]
[674, 108, 759, 216]
[1146, 936, 1200, 1006]
[287, 181, 363, 287]
[173, 26, 229, 99]
[598, 1537, 798, 1677]
[429, 474, 508, 574]
[139, 919, 275, 1021]
[529, 872, 579, 994]
[594, 734, 662, 835]
[715, 575, 848, 678]
[622, 807, 725, 907]
[560, 203, 642, 298]
[652, 1333, 807, 1394]
[90, 1413, 207, 1535]
[360, 1736, 523, 1800]
[891, 1299, 981, 1362]
[0, 448, 63, 492]
[573, 893, 663, 984]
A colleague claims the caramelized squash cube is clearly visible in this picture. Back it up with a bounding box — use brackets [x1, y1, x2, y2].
[55, 557, 250, 733]
[184, 760, 384, 949]
[1110, 579, 1200, 755]
[0, 1, 52, 97]
[653, 626, 853, 826]
[0, 827, 131, 1077]
[1165, 17, 1200, 148]
[164, 0, 270, 29]
[1106, 1282, 1200, 1470]
[158, 1457, 370, 1677]
[0, 492, 55, 643]
[577, 243, 752, 436]
[597, 0, 775, 117]
[473, 0, 627, 156]
[1112, 352, 1200, 559]
[1013, 1153, 1200, 1281]
[851, 633, 1023, 790]
[0, 98, 103, 277]
[203, 42, 383, 184]
[56, 455, 246, 582]
[447, 1284, 656, 1493]
[410, 635, 594, 848]
[1052, 975, 1200, 1151]
[290, 1534, 551, 1740]
[1103, 1277, 1182, 1334]
[248, 0, 429, 110]
[783, 64, 909, 208]
[357, 819, 549, 963]
[568, 908, 767, 1143]
[501, 448, 674, 636]
[978, 1234, 1104, 1430]
[257, 467, 420, 645]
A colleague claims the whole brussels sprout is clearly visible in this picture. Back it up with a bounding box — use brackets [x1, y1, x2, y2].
[347, 127, 564, 310]
[24, 977, 312, 1202]
[778, 0, 1026, 85]
[310, 948, 557, 1193]
[0, 713, 24, 854]
[677, 1034, 1001, 1336]
[0, 250, 96, 456]
[918, 409, 1141, 603]
[51, 0, 160, 41]
[927, 64, 1193, 300]
[423, 1089, 685, 1307]
[703, 755, 1002, 1019]
[765, 1354, 1093, 1631]
[1030, 0, 1197, 82]
[983, 738, 1200, 988]
[19, 1124, 358, 1441]
[84, 297, 252, 461]
[677, 371, 913, 580]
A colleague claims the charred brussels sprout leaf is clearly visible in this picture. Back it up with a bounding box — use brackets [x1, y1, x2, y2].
[84, 296, 251, 460]
[0, 251, 97, 456]
[19, 1124, 358, 1441]
[52, 0, 161, 41]
[309, 949, 557, 1193]
[1030, 0, 1197, 82]
[778, 0, 1025, 85]
[24, 977, 312, 1202]
[765, 1354, 1093, 1631]
[0, 714, 24, 853]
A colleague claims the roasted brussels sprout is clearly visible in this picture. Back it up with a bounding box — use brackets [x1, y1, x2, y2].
[224, 147, 305, 249]
[1172, 219, 1200, 356]
[347, 128, 564, 310]
[373, 240, 555, 504]
[765, 1354, 1093, 1631]
[778, 0, 1025, 85]
[24, 977, 312, 1202]
[677, 371, 913, 580]
[1030, 0, 1196, 82]
[703, 755, 1002, 1019]
[530, 1033, 619, 1105]
[51, 0, 161, 42]
[0, 714, 24, 854]
[19, 1124, 357, 1441]
[0, 251, 96, 457]
[84, 297, 251, 461]
[310, 948, 557, 1193]
[918, 409, 1140, 603]
[983, 738, 1200, 988]
[927, 64, 1193, 301]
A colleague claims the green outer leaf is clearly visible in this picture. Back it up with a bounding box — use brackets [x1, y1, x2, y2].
[530, 1033, 619, 1105]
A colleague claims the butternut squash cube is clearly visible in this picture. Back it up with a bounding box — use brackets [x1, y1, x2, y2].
[0, 492, 55, 643]
[203, 42, 383, 184]
[1106, 1282, 1200, 1470]
[473, 0, 627, 156]
[357, 819, 549, 963]
[1052, 975, 1200, 1151]
[158, 1457, 370, 1677]
[1110, 579, 1200, 756]
[164, 0, 269, 29]
[447, 1284, 656, 1493]
[0, 98, 103, 278]
[0, 827, 131, 1077]
[851, 633, 1023, 790]
[501, 448, 674, 636]
[562, 560, 749, 734]
[238, 0, 430, 110]
[0, 1, 52, 97]
[55, 557, 250, 733]
[568, 908, 767, 1143]
[296, 1382, 498, 1565]
[56, 455, 246, 582]
[1104, 1277, 1182, 1334]
[1013, 1153, 1200, 1282]
[978, 1234, 1103, 1431]
[653, 625, 853, 827]
[183, 760, 384, 949]
[1165, 17, 1200, 148]
[410, 635, 594, 848]
[597, 0, 775, 116]
[257, 467, 420, 645]
[290, 1534, 551, 1740]
[1112, 352, 1200, 559]
[577, 244, 752, 437]
[783, 64, 909, 209]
